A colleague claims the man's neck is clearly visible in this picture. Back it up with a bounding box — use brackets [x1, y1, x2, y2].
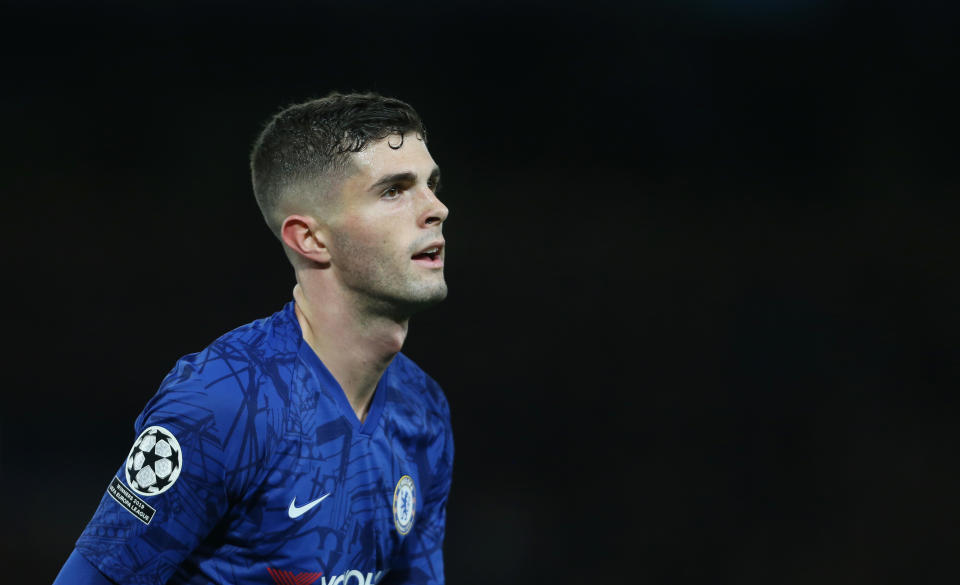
[292, 283, 408, 422]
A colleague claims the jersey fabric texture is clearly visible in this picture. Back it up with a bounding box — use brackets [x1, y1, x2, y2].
[74, 302, 454, 585]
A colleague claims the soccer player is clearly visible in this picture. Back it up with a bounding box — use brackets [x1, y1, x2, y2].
[54, 93, 454, 585]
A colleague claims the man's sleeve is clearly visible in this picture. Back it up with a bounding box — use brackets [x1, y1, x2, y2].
[385, 389, 455, 585]
[53, 550, 117, 585]
[70, 349, 269, 585]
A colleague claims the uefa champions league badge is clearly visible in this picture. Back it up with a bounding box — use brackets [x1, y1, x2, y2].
[392, 475, 416, 535]
[107, 426, 183, 523]
[124, 426, 183, 496]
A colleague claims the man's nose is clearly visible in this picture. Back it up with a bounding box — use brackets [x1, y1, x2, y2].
[419, 188, 448, 227]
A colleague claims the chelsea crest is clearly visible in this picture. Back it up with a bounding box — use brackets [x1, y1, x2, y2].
[392, 475, 416, 535]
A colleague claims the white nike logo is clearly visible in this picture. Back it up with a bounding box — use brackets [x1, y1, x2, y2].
[288, 493, 331, 519]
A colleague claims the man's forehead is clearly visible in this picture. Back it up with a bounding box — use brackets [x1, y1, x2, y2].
[349, 133, 436, 178]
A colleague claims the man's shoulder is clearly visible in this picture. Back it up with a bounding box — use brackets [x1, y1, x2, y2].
[202, 302, 300, 365]
[143, 303, 300, 420]
[388, 352, 451, 423]
[166, 303, 298, 380]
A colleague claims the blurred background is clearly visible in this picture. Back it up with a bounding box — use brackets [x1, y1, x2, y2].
[3, 0, 958, 582]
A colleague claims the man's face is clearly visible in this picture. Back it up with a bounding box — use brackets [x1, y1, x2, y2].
[324, 133, 448, 318]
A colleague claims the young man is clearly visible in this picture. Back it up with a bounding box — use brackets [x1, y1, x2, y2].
[54, 93, 454, 585]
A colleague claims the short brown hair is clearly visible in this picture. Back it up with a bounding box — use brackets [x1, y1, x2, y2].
[250, 91, 426, 237]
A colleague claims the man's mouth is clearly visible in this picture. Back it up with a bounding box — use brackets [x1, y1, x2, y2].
[411, 242, 444, 267]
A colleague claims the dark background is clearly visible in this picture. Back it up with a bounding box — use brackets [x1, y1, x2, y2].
[3, 0, 958, 583]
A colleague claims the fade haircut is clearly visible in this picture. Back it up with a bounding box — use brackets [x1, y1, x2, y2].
[250, 92, 427, 238]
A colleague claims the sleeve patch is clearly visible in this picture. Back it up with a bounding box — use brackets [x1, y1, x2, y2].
[107, 476, 156, 524]
[124, 426, 183, 496]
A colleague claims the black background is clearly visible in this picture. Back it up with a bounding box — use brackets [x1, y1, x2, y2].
[3, 1, 958, 583]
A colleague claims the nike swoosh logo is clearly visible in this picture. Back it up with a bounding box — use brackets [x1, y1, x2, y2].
[288, 493, 331, 519]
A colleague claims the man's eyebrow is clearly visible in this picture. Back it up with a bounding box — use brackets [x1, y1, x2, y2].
[369, 172, 416, 192]
[368, 167, 441, 192]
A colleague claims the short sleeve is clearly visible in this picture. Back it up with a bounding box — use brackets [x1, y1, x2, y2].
[75, 348, 271, 585]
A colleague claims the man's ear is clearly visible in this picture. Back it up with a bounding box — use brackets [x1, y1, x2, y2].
[280, 214, 332, 265]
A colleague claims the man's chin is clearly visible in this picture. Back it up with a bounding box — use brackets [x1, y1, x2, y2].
[405, 285, 448, 313]
[370, 284, 448, 320]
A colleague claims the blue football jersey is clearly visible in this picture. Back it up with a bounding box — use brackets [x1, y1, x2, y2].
[74, 302, 454, 585]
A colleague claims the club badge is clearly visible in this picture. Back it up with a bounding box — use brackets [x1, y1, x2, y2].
[392, 475, 416, 535]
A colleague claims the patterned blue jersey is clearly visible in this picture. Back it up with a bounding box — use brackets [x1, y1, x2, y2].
[74, 302, 454, 585]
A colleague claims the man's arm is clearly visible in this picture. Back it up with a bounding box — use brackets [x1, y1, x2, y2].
[66, 345, 271, 584]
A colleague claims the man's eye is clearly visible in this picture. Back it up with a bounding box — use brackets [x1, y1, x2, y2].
[382, 186, 402, 199]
